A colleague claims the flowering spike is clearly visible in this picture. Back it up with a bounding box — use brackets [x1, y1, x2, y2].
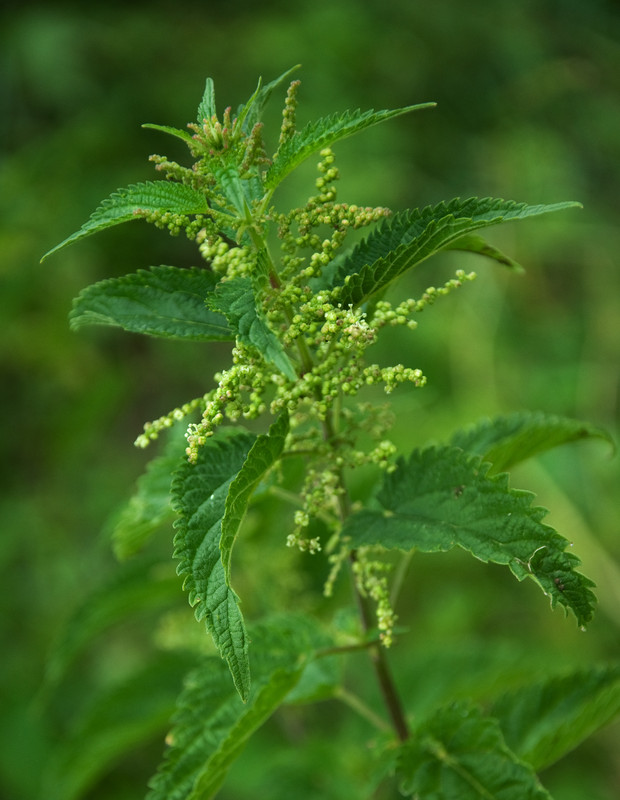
[277, 79, 301, 150]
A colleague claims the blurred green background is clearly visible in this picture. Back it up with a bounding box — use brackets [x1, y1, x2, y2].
[2, 1, 619, 798]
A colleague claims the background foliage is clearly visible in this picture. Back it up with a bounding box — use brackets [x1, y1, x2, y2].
[1, 1, 619, 797]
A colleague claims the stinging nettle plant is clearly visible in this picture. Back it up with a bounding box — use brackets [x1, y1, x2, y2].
[42, 67, 619, 799]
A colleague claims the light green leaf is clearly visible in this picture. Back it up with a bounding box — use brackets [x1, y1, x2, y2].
[331, 198, 581, 307]
[221, 413, 289, 582]
[171, 432, 256, 701]
[41, 181, 209, 260]
[284, 653, 343, 705]
[445, 233, 524, 271]
[44, 557, 180, 689]
[43, 653, 197, 800]
[207, 277, 297, 380]
[214, 165, 253, 218]
[265, 103, 435, 191]
[197, 77, 217, 123]
[450, 411, 614, 474]
[69, 265, 233, 341]
[342, 446, 596, 627]
[111, 425, 188, 560]
[142, 123, 195, 145]
[396, 702, 552, 799]
[240, 65, 300, 133]
[492, 665, 620, 770]
[147, 615, 328, 800]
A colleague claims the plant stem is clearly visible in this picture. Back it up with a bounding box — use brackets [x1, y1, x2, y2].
[322, 409, 410, 743]
[336, 687, 392, 734]
[348, 550, 410, 742]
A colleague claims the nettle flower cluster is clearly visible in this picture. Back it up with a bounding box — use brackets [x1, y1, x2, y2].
[131, 81, 476, 644]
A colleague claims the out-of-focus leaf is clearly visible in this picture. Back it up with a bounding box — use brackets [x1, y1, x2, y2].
[492, 664, 620, 770]
[44, 557, 180, 688]
[396, 702, 552, 799]
[450, 411, 614, 474]
[43, 652, 198, 800]
[147, 614, 332, 800]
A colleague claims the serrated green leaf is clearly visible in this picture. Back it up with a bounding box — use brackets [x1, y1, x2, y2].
[111, 425, 188, 560]
[171, 432, 256, 701]
[221, 413, 289, 582]
[207, 277, 297, 380]
[43, 652, 197, 800]
[147, 615, 328, 800]
[396, 702, 552, 799]
[142, 122, 195, 145]
[265, 103, 435, 191]
[214, 165, 253, 218]
[250, 614, 341, 706]
[492, 665, 620, 771]
[445, 233, 524, 271]
[331, 198, 581, 307]
[450, 411, 614, 474]
[69, 265, 233, 341]
[187, 667, 302, 799]
[41, 181, 209, 260]
[197, 77, 217, 123]
[342, 446, 596, 627]
[44, 557, 180, 689]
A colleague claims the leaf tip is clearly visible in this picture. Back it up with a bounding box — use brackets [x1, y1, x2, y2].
[40, 246, 56, 263]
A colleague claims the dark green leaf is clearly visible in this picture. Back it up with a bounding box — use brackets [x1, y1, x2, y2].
[331, 198, 581, 307]
[41, 181, 209, 260]
[265, 103, 435, 191]
[147, 615, 329, 800]
[70, 265, 233, 341]
[111, 424, 188, 559]
[250, 614, 341, 706]
[221, 413, 289, 582]
[450, 411, 614, 473]
[492, 665, 620, 770]
[207, 277, 297, 380]
[44, 557, 180, 689]
[171, 431, 256, 701]
[188, 668, 302, 800]
[44, 653, 197, 800]
[342, 446, 596, 627]
[396, 702, 552, 799]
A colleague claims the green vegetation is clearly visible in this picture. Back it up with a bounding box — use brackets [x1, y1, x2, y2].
[3, 4, 620, 798]
[35, 68, 617, 798]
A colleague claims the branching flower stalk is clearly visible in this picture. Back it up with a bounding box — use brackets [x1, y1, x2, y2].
[43, 68, 609, 799]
